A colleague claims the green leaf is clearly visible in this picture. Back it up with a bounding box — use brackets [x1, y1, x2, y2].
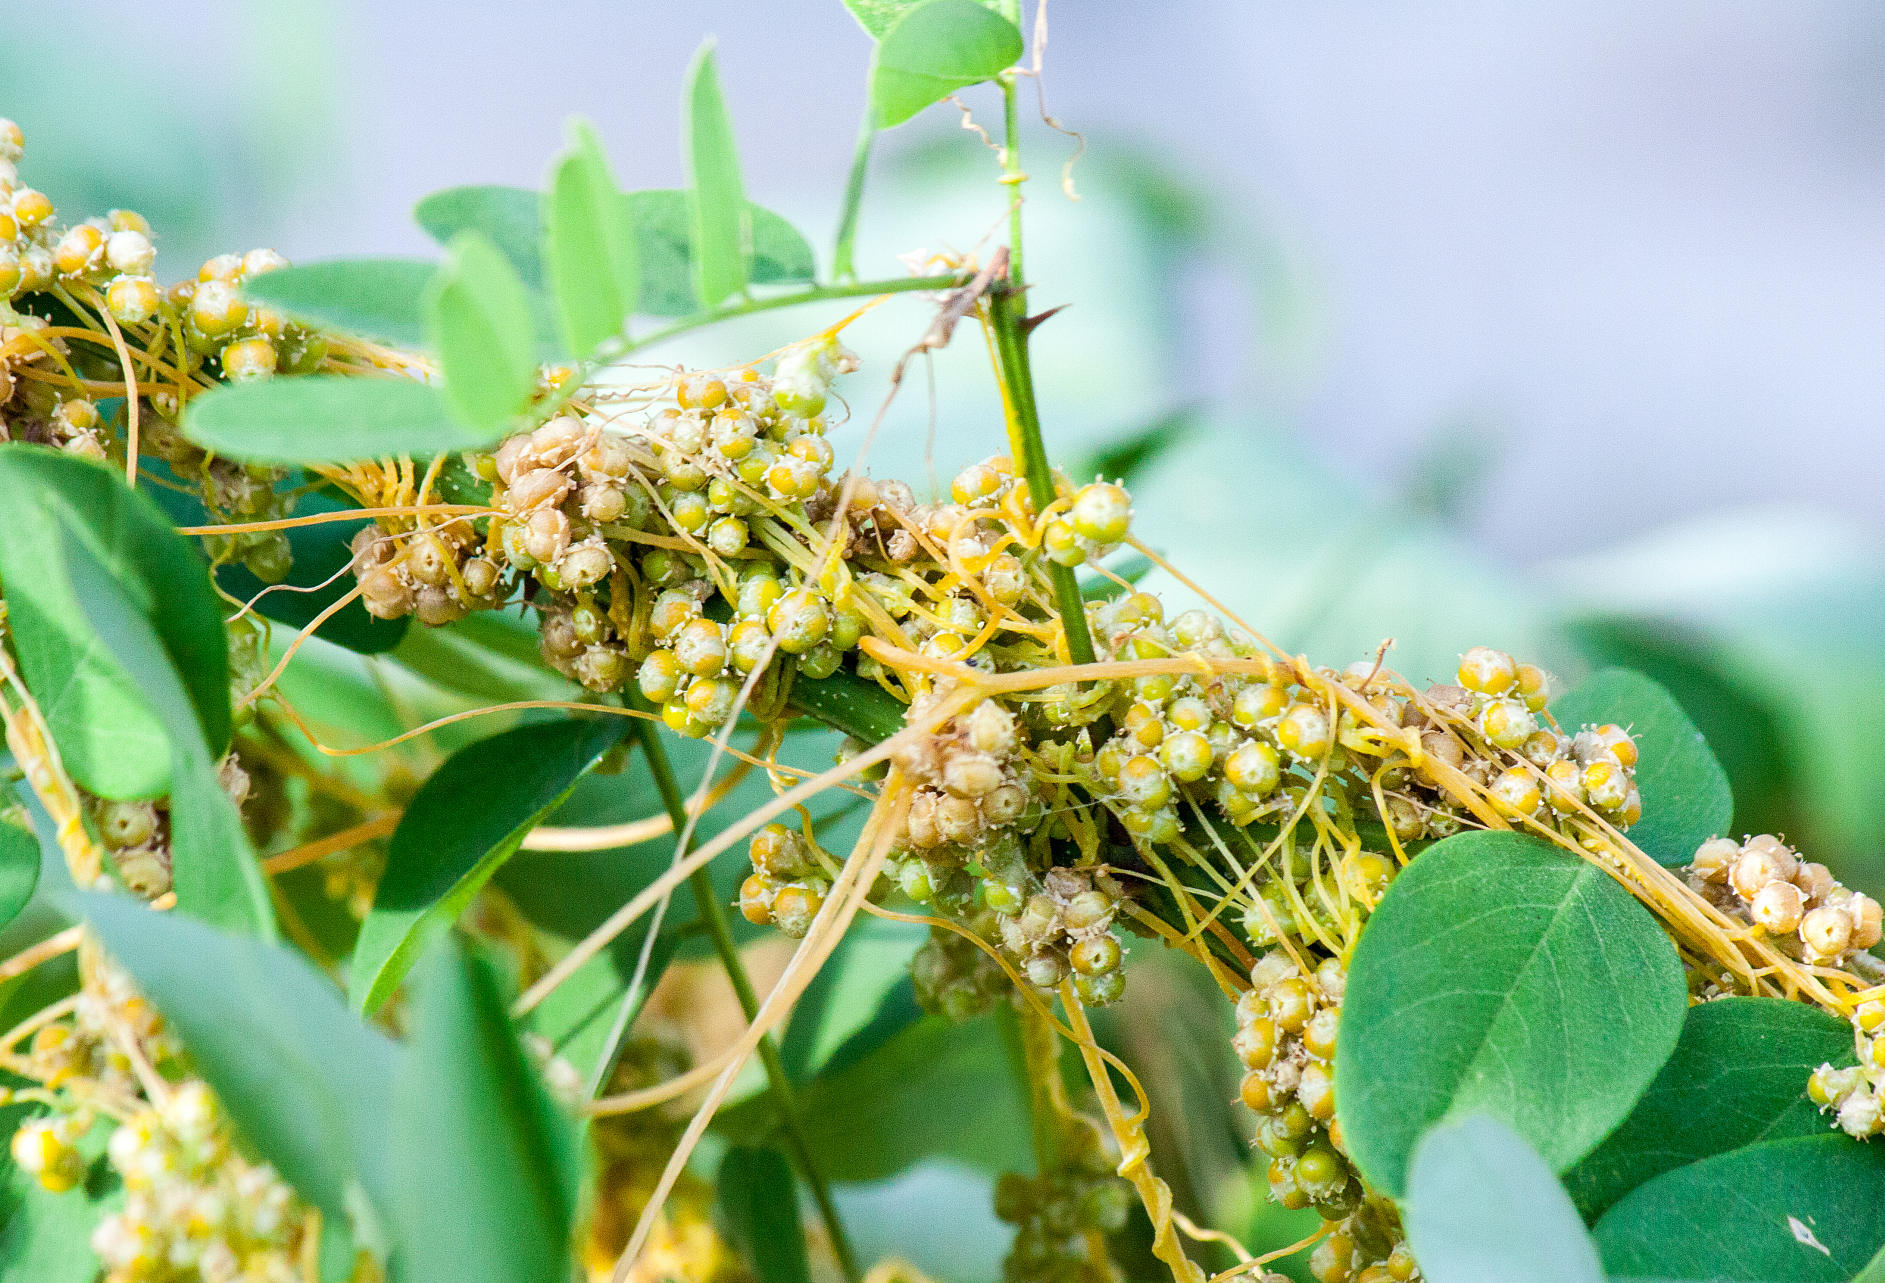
[523, 927, 675, 1092]
[718, 1147, 812, 1283]
[0, 448, 229, 799]
[425, 231, 538, 432]
[1857, 1239, 1885, 1283]
[776, 1013, 1031, 1181]
[0, 825, 40, 936]
[391, 938, 580, 1283]
[1551, 667, 1733, 866]
[625, 189, 815, 316]
[841, 0, 1006, 39]
[1563, 997, 1855, 1222]
[869, 0, 1024, 129]
[351, 716, 629, 1014]
[61, 530, 274, 937]
[76, 890, 399, 1221]
[1405, 1114, 1604, 1283]
[185, 375, 489, 464]
[1336, 830, 1687, 1198]
[683, 41, 752, 309]
[414, 186, 544, 288]
[544, 119, 639, 359]
[781, 918, 926, 1081]
[240, 258, 435, 347]
[1594, 1134, 1885, 1281]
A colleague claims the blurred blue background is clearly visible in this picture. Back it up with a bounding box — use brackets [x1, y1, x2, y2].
[11, 0, 1885, 847]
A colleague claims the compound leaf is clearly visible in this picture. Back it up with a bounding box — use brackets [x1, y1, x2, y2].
[869, 0, 1023, 129]
[351, 716, 629, 1014]
[0, 448, 228, 800]
[1337, 830, 1686, 1198]
[1563, 996, 1855, 1221]
[683, 41, 751, 308]
[185, 375, 483, 464]
[1552, 667, 1733, 866]
[239, 258, 435, 347]
[424, 230, 537, 433]
[1405, 1114, 1604, 1283]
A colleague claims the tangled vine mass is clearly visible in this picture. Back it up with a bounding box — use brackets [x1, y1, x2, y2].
[3, 111, 1885, 1283]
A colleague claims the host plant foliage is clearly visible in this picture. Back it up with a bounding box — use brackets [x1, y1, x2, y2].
[0, 5, 1883, 1283]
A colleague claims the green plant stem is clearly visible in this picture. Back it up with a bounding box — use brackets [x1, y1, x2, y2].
[832, 120, 876, 283]
[629, 272, 965, 355]
[629, 716, 863, 1283]
[1002, 73, 1025, 286]
[988, 289, 1097, 667]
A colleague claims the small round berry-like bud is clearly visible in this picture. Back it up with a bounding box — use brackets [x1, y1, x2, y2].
[1297, 1062, 1336, 1121]
[676, 374, 727, 410]
[767, 590, 830, 654]
[461, 557, 499, 597]
[983, 781, 1029, 824]
[1041, 518, 1085, 567]
[1116, 755, 1172, 809]
[220, 337, 278, 381]
[1543, 759, 1584, 813]
[1691, 837, 1740, 883]
[1793, 861, 1836, 902]
[0, 119, 20, 162]
[1268, 978, 1314, 1033]
[1160, 729, 1214, 783]
[942, 752, 1004, 799]
[1225, 741, 1281, 796]
[1582, 759, 1630, 812]
[17, 245, 52, 292]
[1302, 1007, 1341, 1060]
[1479, 699, 1536, 751]
[673, 617, 728, 677]
[199, 252, 243, 282]
[1070, 935, 1122, 976]
[556, 542, 613, 590]
[105, 230, 155, 275]
[1063, 889, 1114, 932]
[1801, 906, 1855, 958]
[1515, 662, 1551, 711]
[965, 700, 1016, 756]
[1232, 684, 1288, 729]
[188, 278, 248, 337]
[738, 874, 776, 926]
[1853, 894, 1883, 949]
[521, 508, 572, 565]
[11, 188, 53, 228]
[637, 650, 683, 703]
[1741, 834, 1797, 881]
[98, 800, 158, 850]
[1276, 704, 1333, 760]
[684, 675, 740, 724]
[1749, 879, 1804, 934]
[1730, 849, 1789, 901]
[507, 466, 573, 513]
[706, 515, 749, 557]
[1594, 723, 1639, 768]
[1233, 1017, 1277, 1068]
[1070, 482, 1131, 544]
[1489, 766, 1542, 817]
[242, 247, 290, 276]
[104, 274, 159, 325]
[1457, 646, 1518, 694]
[1073, 968, 1126, 1006]
[773, 883, 826, 938]
[53, 224, 105, 276]
[1240, 1070, 1275, 1112]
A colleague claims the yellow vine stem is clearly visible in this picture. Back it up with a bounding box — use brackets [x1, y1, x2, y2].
[0, 647, 104, 888]
[1058, 980, 1204, 1283]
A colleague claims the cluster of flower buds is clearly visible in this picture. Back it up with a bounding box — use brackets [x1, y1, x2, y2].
[993, 1120, 1131, 1283]
[738, 823, 832, 939]
[1310, 1196, 1422, 1283]
[352, 516, 499, 626]
[78, 754, 249, 902]
[91, 1081, 308, 1283]
[1237, 951, 1358, 1219]
[9, 1108, 94, 1192]
[1688, 834, 1881, 966]
[1810, 995, 1885, 1140]
[911, 914, 1013, 1021]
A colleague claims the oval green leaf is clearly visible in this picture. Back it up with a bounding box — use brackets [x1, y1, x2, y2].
[683, 41, 752, 308]
[1563, 996, 1855, 1221]
[0, 825, 41, 937]
[719, 1147, 812, 1283]
[545, 119, 639, 358]
[390, 939, 580, 1283]
[186, 374, 489, 463]
[350, 716, 628, 1014]
[425, 230, 538, 432]
[240, 258, 436, 347]
[869, 0, 1024, 129]
[1337, 830, 1687, 1198]
[76, 890, 398, 1221]
[61, 529, 273, 937]
[414, 186, 544, 288]
[1551, 667, 1733, 865]
[841, 0, 1005, 39]
[1594, 1134, 1885, 1281]
[1406, 1114, 1604, 1283]
[0, 449, 229, 800]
